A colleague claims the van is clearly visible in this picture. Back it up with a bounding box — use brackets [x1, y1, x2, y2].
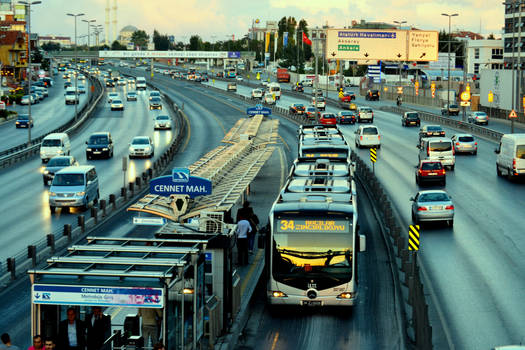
[64, 87, 79, 105]
[267, 82, 281, 100]
[40, 133, 71, 163]
[300, 78, 313, 87]
[48, 165, 99, 213]
[355, 125, 381, 148]
[418, 137, 455, 170]
[136, 77, 147, 90]
[495, 133, 525, 180]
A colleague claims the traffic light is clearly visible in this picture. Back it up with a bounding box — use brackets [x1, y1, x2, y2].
[472, 75, 477, 81]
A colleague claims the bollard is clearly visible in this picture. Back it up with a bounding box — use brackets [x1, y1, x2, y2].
[47, 234, 56, 254]
[99, 199, 107, 217]
[148, 168, 153, 179]
[128, 182, 134, 195]
[121, 187, 127, 199]
[78, 215, 85, 233]
[6, 258, 15, 280]
[109, 194, 116, 210]
[136, 176, 141, 188]
[91, 207, 98, 224]
[28, 245, 37, 267]
[64, 224, 72, 241]
[396, 236, 405, 257]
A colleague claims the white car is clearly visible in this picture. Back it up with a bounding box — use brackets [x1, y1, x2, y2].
[357, 107, 374, 123]
[236, 76, 244, 81]
[21, 95, 35, 105]
[311, 97, 326, 111]
[129, 136, 154, 158]
[107, 92, 120, 103]
[149, 91, 161, 100]
[110, 99, 124, 111]
[251, 89, 263, 99]
[127, 78, 135, 85]
[263, 93, 275, 105]
[355, 125, 381, 149]
[77, 84, 87, 94]
[154, 115, 172, 130]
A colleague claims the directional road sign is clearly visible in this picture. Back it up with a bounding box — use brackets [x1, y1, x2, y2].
[247, 103, 272, 116]
[408, 225, 420, 251]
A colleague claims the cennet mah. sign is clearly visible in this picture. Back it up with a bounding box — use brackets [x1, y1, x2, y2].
[150, 168, 212, 198]
[325, 29, 438, 62]
[247, 104, 272, 116]
[99, 50, 241, 59]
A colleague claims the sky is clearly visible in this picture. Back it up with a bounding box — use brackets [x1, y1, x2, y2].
[31, 0, 503, 44]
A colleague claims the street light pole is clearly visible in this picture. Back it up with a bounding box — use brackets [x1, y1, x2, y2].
[394, 20, 407, 99]
[67, 12, 84, 121]
[442, 13, 459, 115]
[19, 0, 41, 147]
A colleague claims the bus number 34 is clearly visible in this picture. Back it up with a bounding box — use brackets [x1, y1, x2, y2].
[280, 220, 295, 231]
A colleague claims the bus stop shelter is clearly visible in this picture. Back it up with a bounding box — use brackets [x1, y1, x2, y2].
[28, 239, 205, 350]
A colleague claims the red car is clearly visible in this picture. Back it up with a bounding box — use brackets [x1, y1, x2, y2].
[319, 113, 337, 125]
[415, 160, 446, 186]
[339, 92, 355, 102]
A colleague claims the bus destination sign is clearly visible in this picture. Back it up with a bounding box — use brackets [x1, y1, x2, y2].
[277, 219, 348, 233]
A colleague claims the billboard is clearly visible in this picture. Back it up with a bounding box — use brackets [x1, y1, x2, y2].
[325, 29, 438, 62]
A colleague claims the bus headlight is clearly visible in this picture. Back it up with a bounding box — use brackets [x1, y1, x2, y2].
[337, 292, 355, 299]
[272, 291, 287, 298]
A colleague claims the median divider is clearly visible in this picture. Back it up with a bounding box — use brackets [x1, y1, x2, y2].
[0, 70, 105, 169]
[0, 87, 188, 291]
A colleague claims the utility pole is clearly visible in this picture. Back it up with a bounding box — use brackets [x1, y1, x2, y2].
[67, 12, 85, 121]
[442, 13, 459, 114]
[314, 28, 319, 123]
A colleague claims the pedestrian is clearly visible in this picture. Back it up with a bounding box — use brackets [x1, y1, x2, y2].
[27, 335, 44, 350]
[235, 214, 251, 266]
[85, 306, 111, 350]
[0, 333, 20, 350]
[43, 338, 55, 350]
[57, 307, 86, 350]
[137, 308, 162, 347]
[236, 201, 259, 254]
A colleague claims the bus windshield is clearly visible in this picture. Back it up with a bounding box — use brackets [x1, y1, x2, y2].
[272, 214, 353, 290]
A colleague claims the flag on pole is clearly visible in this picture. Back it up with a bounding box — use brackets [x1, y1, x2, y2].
[302, 32, 312, 46]
[283, 32, 288, 48]
[265, 32, 270, 52]
[274, 32, 278, 54]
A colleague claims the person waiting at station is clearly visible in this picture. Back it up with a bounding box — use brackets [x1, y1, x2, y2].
[0, 333, 20, 350]
[138, 308, 162, 347]
[57, 308, 86, 350]
[43, 338, 56, 350]
[235, 214, 251, 266]
[27, 335, 44, 350]
[85, 306, 111, 350]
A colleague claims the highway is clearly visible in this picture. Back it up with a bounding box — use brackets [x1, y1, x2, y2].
[0, 75, 92, 152]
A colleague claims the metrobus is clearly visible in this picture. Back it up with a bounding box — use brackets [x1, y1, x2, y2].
[266, 191, 365, 307]
[224, 67, 236, 78]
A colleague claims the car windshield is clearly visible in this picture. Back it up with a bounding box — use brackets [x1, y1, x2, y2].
[42, 139, 61, 147]
[421, 162, 442, 170]
[362, 128, 378, 135]
[340, 112, 352, 116]
[150, 92, 160, 96]
[458, 136, 474, 142]
[407, 113, 419, 119]
[18, 115, 29, 120]
[449, 104, 459, 108]
[151, 98, 161, 102]
[109, 93, 118, 97]
[361, 108, 372, 112]
[306, 108, 316, 112]
[132, 138, 150, 145]
[516, 145, 525, 159]
[157, 115, 169, 120]
[419, 192, 450, 202]
[88, 136, 108, 144]
[295, 104, 304, 108]
[429, 142, 452, 151]
[112, 99, 122, 103]
[475, 112, 487, 117]
[52, 173, 84, 186]
[323, 114, 336, 119]
[427, 126, 442, 131]
[48, 158, 70, 167]
[127, 92, 136, 96]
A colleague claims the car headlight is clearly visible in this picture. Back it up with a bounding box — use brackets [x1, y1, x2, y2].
[48, 192, 56, 196]
[129, 147, 134, 152]
[272, 291, 287, 298]
[86, 148, 92, 151]
[57, 150, 64, 154]
[75, 191, 85, 196]
[102, 147, 109, 151]
[337, 292, 355, 299]
[144, 146, 152, 152]
[44, 170, 49, 175]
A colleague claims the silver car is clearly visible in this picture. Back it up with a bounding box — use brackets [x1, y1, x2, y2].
[411, 190, 454, 227]
[451, 134, 477, 155]
[468, 111, 489, 125]
[129, 136, 154, 158]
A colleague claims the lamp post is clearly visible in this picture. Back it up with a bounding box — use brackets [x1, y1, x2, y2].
[82, 19, 96, 67]
[93, 24, 103, 48]
[442, 13, 459, 115]
[393, 20, 407, 89]
[19, 0, 41, 147]
[67, 12, 84, 121]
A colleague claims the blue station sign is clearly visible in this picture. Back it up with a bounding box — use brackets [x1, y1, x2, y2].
[150, 168, 212, 198]
[247, 104, 272, 116]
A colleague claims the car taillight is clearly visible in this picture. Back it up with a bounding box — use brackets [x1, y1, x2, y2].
[452, 147, 455, 155]
[417, 206, 427, 211]
[474, 142, 478, 145]
[378, 135, 381, 140]
[360, 136, 363, 140]
[513, 158, 517, 170]
[427, 147, 430, 156]
[372, 112, 374, 117]
[445, 205, 454, 210]
[456, 142, 460, 146]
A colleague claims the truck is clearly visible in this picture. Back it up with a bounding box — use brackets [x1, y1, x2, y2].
[276, 68, 290, 83]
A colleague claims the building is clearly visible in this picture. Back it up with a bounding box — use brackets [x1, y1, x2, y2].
[38, 35, 71, 48]
[465, 39, 504, 75]
[118, 25, 137, 46]
[503, 1, 525, 66]
[0, 30, 27, 83]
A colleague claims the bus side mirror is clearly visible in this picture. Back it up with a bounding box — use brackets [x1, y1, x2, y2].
[359, 234, 366, 252]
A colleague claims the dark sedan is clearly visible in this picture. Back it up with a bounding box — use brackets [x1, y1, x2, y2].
[15, 114, 33, 128]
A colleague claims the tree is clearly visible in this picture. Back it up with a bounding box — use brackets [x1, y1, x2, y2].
[189, 35, 202, 51]
[41, 42, 61, 52]
[111, 40, 126, 50]
[131, 30, 149, 50]
[487, 33, 496, 40]
[153, 30, 170, 50]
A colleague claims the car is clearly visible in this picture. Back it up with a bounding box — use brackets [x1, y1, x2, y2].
[451, 134, 477, 155]
[236, 76, 243, 81]
[129, 136, 154, 158]
[300, 79, 313, 87]
[340, 101, 357, 111]
[251, 89, 263, 99]
[78, 75, 86, 81]
[40, 133, 71, 163]
[419, 125, 446, 142]
[305, 106, 320, 120]
[105, 79, 115, 87]
[402, 112, 421, 127]
[107, 92, 120, 103]
[117, 78, 127, 86]
[110, 99, 124, 111]
[319, 113, 337, 125]
[410, 190, 454, 227]
[292, 83, 304, 92]
[365, 89, 380, 101]
[20, 95, 35, 105]
[415, 160, 446, 186]
[127, 78, 136, 85]
[149, 97, 162, 110]
[468, 111, 489, 125]
[418, 137, 455, 170]
[495, 133, 525, 179]
[313, 88, 323, 96]
[261, 81, 268, 87]
[337, 111, 356, 124]
[48, 165, 99, 213]
[441, 104, 460, 116]
[357, 107, 373, 123]
[227, 83, 237, 92]
[148, 91, 161, 100]
[263, 93, 275, 105]
[77, 84, 87, 94]
[126, 91, 138, 101]
[154, 114, 172, 130]
[85, 132, 114, 159]
[311, 96, 326, 111]
[201, 74, 209, 82]
[355, 125, 381, 149]
[64, 81, 73, 89]
[289, 103, 305, 115]
[339, 92, 354, 103]
[15, 114, 33, 128]
[43, 155, 78, 186]
[32, 93, 41, 103]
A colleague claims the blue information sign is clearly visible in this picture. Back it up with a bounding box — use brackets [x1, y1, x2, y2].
[150, 168, 212, 198]
[247, 104, 272, 116]
[228, 51, 241, 58]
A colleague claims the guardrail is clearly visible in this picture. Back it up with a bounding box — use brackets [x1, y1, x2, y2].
[0, 71, 105, 169]
[0, 85, 188, 290]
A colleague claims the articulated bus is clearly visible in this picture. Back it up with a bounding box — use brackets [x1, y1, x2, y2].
[267, 192, 365, 307]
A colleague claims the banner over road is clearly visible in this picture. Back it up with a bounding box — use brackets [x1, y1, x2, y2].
[325, 29, 438, 62]
[99, 50, 241, 59]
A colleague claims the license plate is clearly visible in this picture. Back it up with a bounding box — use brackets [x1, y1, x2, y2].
[431, 205, 443, 210]
[410, 122, 416, 124]
[463, 145, 471, 148]
[428, 172, 437, 175]
[302, 300, 322, 306]
[93, 151, 101, 154]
